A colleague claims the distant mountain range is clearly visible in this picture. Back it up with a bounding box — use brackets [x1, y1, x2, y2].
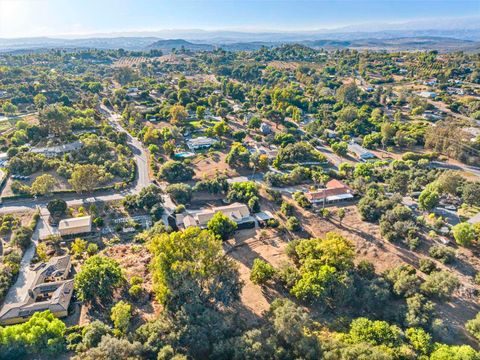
[1, 17, 480, 53]
[144, 36, 480, 53]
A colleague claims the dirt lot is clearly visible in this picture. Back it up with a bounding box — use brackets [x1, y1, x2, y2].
[298, 204, 480, 345]
[192, 151, 242, 179]
[225, 227, 291, 326]
[1, 170, 72, 197]
[225, 194, 479, 345]
[78, 244, 161, 329]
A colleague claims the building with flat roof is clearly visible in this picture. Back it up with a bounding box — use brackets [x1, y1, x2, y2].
[58, 216, 92, 237]
[0, 255, 73, 325]
[176, 202, 255, 230]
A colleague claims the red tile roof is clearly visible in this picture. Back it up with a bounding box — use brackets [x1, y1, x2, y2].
[306, 180, 352, 201]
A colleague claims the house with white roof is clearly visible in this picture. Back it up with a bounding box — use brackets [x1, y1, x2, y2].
[176, 202, 255, 230]
[186, 137, 218, 151]
[58, 215, 92, 237]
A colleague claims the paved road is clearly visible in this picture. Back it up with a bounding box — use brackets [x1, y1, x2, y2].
[430, 161, 480, 179]
[0, 106, 152, 215]
[1, 107, 154, 305]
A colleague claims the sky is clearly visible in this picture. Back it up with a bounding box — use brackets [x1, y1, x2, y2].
[0, 0, 479, 38]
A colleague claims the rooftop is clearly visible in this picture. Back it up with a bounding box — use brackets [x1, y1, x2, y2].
[176, 202, 252, 228]
[58, 215, 92, 231]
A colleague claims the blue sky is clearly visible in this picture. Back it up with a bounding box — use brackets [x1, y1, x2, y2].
[0, 0, 479, 38]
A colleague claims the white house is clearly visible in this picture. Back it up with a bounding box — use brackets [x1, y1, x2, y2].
[186, 137, 218, 151]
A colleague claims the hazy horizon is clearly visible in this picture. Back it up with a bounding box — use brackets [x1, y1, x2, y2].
[0, 0, 479, 39]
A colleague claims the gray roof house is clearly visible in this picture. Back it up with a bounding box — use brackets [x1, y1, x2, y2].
[0, 255, 73, 325]
[348, 142, 377, 161]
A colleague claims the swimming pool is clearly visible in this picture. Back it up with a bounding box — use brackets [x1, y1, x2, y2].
[174, 151, 196, 158]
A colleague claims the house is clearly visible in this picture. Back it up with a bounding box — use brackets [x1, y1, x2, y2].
[58, 215, 92, 237]
[418, 91, 437, 99]
[325, 129, 338, 139]
[423, 79, 437, 86]
[176, 202, 255, 230]
[306, 179, 354, 205]
[31, 140, 83, 158]
[254, 211, 275, 227]
[186, 137, 218, 151]
[0, 255, 73, 325]
[348, 142, 377, 161]
[260, 123, 271, 135]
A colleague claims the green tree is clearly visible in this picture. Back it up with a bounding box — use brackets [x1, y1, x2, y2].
[336, 83, 358, 104]
[47, 198, 67, 217]
[207, 211, 237, 240]
[73, 335, 143, 360]
[462, 182, 480, 206]
[337, 208, 346, 226]
[158, 161, 194, 183]
[74, 255, 124, 304]
[166, 183, 192, 205]
[110, 301, 132, 334]
[452, 222, 476, 247]
[0, 310, 66, 359]
[148, 227, 241, 310]
[69, 164, 103, 193]
[39, 104, 69, 137]
[170, 104, 188, 123]
[348, 317, 402, 348]
[250, 258, 276, 285]
[430, 344, 479, 360]
[331, 141, 348, 157]
[30, 174, 57, 196]
[380, 122, 396, 147]
[418, 183, 440, 211]
[405, 327, 432, 355]
[2, 101, 17, 115]
[33, 93, 47, 110]
[196, 105, 206, 120]
[226, 142, 250, 168]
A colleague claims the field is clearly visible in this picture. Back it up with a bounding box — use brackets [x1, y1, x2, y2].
[231, 199, 480, 346]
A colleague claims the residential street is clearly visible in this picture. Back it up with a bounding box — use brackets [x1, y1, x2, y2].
[0, 106, 152, 215]
[1, 107, 156, 305]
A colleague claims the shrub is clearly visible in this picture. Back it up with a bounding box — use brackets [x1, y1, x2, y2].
[466, 312, 480, 342]
[128, 284, 143, 299]
[419, 258, 437, 274]
[286, 216, 301, 232]
[250, 259, 276, 285]
[429, 245, 455, 264]
[293, 192, 311, 208]
[421, 270, 459, 299]
[452, 222, 476, 247]
[86, 243, 99, 256]
[207, 212, 238, 240]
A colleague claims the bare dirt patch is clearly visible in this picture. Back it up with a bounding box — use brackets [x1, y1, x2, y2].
[224, 228, 291, 325]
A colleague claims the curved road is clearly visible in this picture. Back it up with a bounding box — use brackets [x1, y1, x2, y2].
[1, 106, 157, 304]
[0, 106, 152, 215]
